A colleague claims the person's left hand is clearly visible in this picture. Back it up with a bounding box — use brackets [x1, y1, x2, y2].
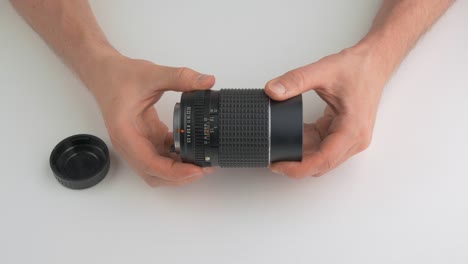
[264, 47, 388, 178]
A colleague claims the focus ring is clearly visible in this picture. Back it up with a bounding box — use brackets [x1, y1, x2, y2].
[218, 89, 269, 167]
[193, 91, 206, 165]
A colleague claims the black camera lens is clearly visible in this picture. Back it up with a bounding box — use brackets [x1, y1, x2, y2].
[173, 89, 302, 167]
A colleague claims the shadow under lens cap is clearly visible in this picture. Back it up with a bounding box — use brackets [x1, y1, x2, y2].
[50, 134, 110, 190]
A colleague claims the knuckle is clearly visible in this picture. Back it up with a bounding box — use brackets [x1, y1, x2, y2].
[108, 130, 119, 145]
[288, 167, 321, 179]
[141, 161, 159, 178]
[109, 136, 120, 151]
[162, 162, 179, 180]
[176, 67, 193, 80]
[317, 154, 335, 172]
[283, 70, 305, 91]
[358, 129, 373, 151]
[108, 130, 125, 153]
[321, 156, 340, 173]
[358, 142, 370, 152]
[108, 132, 130, 154]
[313, 172, 326, 177]
[324, 158, 335, 171]
[288, 171, 306, 179]
[145, 177, 161, 188]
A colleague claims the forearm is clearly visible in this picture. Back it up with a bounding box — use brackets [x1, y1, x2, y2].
[10, 0, 119, 86]
[354, 0, 454, 81]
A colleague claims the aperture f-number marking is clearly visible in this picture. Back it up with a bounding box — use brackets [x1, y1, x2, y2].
[186, 106, 192, 143]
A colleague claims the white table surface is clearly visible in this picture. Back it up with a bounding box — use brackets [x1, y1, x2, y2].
[1, 1, 468, 263]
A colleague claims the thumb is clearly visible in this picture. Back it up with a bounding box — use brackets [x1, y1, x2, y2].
[265, 63, 323, 101]
[157, 66, 216, 92]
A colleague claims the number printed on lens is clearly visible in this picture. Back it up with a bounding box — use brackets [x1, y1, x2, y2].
[172, 89, 303, 168]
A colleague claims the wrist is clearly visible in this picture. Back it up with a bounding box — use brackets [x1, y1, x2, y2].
[348, 34, 400, 86]
[73, 40, 124, 96]
[74, 40, 121, 79]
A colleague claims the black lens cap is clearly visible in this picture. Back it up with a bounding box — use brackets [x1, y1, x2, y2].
[50, 134, 110, 190]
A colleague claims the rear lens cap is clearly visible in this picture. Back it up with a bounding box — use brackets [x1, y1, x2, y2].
[50, 134, 110, 190]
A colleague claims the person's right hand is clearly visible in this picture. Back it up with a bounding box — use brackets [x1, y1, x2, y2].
[84, 54, 216, 187]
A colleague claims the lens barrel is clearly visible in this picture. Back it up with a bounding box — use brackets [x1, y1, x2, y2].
[173, 89, 302, 167]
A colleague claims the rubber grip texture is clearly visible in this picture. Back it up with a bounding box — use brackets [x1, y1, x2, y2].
[192, 91, 207, 165]
[218, 89, 269, 167]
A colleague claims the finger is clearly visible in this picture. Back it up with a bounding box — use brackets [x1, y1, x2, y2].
[334, 133, 369, 170]
[164, 131, 182, 160]
[164, 131, 174, 152]
[303, 123, 322, 154]
[271, 132, 352, 178]
[142, 172, 206, 187]
[138, 141, 205, 181]
[314, 112, 335, 141]
[165, 131, 216, 173]
[139, 111, 170, 154]
[117, 125, 209, 181]
[335, 141, 360, 170]
[265, 62, 327, 101]
[155, 66, 215, 92]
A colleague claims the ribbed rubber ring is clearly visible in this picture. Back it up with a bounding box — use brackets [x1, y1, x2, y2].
[193, 91, 206, 165]
[218, 89, 269, 167]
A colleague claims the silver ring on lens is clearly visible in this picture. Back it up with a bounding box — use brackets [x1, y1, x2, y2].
[173, 103, 181, 153]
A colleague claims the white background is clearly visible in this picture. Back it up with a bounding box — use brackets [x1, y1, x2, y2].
[1, 0, 468, 263]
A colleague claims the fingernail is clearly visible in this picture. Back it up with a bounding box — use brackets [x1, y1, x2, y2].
[197, 74, 212, 82]
[269, 82, 286, 95]
[271, 169, 285, 176]
[203, 167, 215, 174]
[187, 172, 203, 178]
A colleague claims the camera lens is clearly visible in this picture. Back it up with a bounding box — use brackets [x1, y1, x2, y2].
[173, 89, 302, 167]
